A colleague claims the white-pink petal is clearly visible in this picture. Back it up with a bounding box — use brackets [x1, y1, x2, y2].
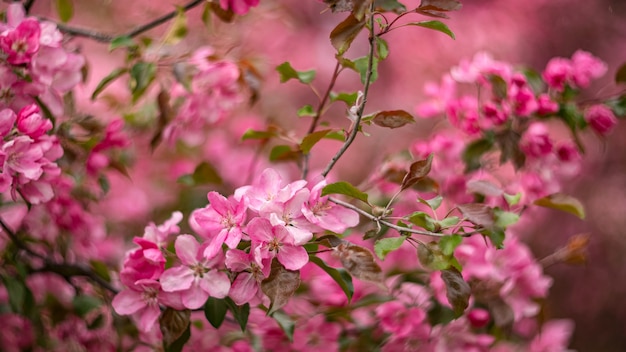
[160, 266, 194, 292]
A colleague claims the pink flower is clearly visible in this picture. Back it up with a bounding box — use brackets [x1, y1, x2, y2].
[235, 168, 306, 213]
[292, 314, 342, 352]
[219, 0, 260, 15]
[520, 123, 553, 158]
[584, 104, 617, 135]
[303, 180, 359, 234]
[119, 237, 165, 287]
[542, 57, 572, 91]
[570, 50, 607, 88]
[262, 187, 317, 244]
[190, 191, 247, 258]
[0, 18, 40, 65]
[0, 108, 16, 137]
[376, 301, 429, 339]
[1, 136, 44, 180]
[16, 104, 51, 139]
[247, 217, 309, 270]
[415, 74, 456, 118]
[225, 247, 270, 305]
[536, 94, 559, 115]
[159, 235, 231, 309]
[528, 319, 574, 352]
[112, 279, 182, 332]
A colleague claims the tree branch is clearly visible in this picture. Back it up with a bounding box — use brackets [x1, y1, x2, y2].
[45, 0, 205, 43]
[321, 4, 376, 178]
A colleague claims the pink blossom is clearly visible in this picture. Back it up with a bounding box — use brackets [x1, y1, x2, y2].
[235, 168, 306, 212]
[542, 57, 572, 91]
[292, 314, 342, 352]
[190, 191, 247, 258]
[0, 18, 40, 65]
[508, 76, 538, 117]
[520, 123, 553, 158]
[262, 187, 317, 244]
[1, 135, 44, 180]
[584, 104, 617, 135]
[570, 50, 607, 88]
[119, 237, 165, 287]
[112, 279, 181, 332]
[159, 235, 231, 309]
[467, 308, 491, 328]
[528, 319, 574, 352]
[0, 108, 16, 137]
[376, 301, 429, 339]
[536, 94, 559, 115]
[415, 74, 456, 118]
[302, 180, 359, 234]
[219, 0, 260, 15]
[16, 104, 51, 139]
[247, 217, 309, 270]
[225, 247, 271, 305]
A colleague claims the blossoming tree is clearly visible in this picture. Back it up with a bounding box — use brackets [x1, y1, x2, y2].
[0, 0, 624, 351]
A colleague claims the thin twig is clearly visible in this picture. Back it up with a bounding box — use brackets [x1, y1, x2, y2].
[45, 0, 205, 43]
[23, 0, 37, 14]
[0, 217, 45, 259]
[321, 3, 376, 178]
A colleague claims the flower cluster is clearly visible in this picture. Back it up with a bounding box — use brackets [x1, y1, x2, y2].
[113, 168, 359, 331]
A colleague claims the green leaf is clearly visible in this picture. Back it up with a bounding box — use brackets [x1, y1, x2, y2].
[438, 234, 462, 256]
[462, 138, 494, 172]
[419, 195, 442, 210]
[73, 295, 101, 317]
[269, 145, 297, 162]
[488, 75, 508, 100]
[534, 193, 585, 219]
[321, 181, 369, 204]
[297, 104, 316, 117]
[374, 0, 407, 13]
[98, 174, 110, 194]
[89, 260, 112, 282]
[494, 210, 520, 228]
[270, 310, 296, 342]
[193, 161, 222, 185]
[408, 212, 436, 232]
[300, 129, 331, 154]
[485, 228, 505, 249]
[615, 62, 626, 84]
[224, 298, 250, 331]
[419, 0, 463, 12]
[309, 256, 354, 302]
[503, 192, 522, 206]
[91, 68, 128, 100]
[109, 36, 137, 51]
[375, 37, 389, 60]
[330, 14, 366, 55]
[241, 128, 276, 141]
[374, 236, 406, 260]
[438, 216, 459, 228]
[204, 297, 228, 329]
[354, 56, 379, 84]
[330, 91, 359, 106]
[162, 7, 188, 45]
[276, 62, 316, 84]
[55, 0, 74, 22]
[496, 129, 526, 170]
[406, 20, 455, 40]
[129, 62, 156, 103]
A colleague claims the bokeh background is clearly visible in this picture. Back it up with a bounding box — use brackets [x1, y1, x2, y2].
[16, 0, 626, 350]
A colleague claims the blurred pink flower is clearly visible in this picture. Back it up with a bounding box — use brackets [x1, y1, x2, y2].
[584, 104, 617, 135]
[247, 217, 309, 270]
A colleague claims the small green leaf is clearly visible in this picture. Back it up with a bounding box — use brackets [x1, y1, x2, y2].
[375, 0, 407, 13]
[485, 228, 505, 249]
[297, 104, 316, 117]
[276, 62, 316, 84]
[91, 68, 128, 100]
[406, 20, 455, 39]
[192, 162, 222, 185]
[162, 7, 188, 45]
[438, 216, 459, 228]
[354, 56, 379, 84]
[503, 192, 522, 206]
[408, 212, 436, 232]
[89, 260, 111, 282]
[269, 145, 297, 162]
[224, 298, 250, 331]
[494, 210, 520, 228]
[204, 297, 228, 329]
[241, 128, 276, 141]
[55, 0, 74, 22]
[438, 234, 462, 256]
[615, 62, 626, 84]
[419, 195, 442, 210]
[462, 138, 494, 172]
[73, 295, 101, 317]
[129, 62, 156, 103]
[300, 129, 331, 154]
[374, 236, 406, 260]
[109, 36, 137, 51]
[534, 193, 585, 219]
[321, 181, 369, 204]
[375, 37, 389, 60]
[271, 310, 296, 342]
[330, 14, 366, 55]
[330, 91, 359, 106]
[309, 256, 354, 302]
[488, 75, 508, 100]
[98, 174, 110, 194]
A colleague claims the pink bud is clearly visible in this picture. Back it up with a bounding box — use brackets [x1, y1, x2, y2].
[467, 308, 491, 329]
[584, 104, 617, 136]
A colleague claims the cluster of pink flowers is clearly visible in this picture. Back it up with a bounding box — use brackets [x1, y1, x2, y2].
[165, 47, 245, 145]
[219, 0, 260, 15]
[113, 168, 359, 332]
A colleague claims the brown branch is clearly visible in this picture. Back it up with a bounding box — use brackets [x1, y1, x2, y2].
[44, 0, 205, 43]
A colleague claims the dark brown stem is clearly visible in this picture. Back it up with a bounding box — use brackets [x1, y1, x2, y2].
[23, 0, 36, 14]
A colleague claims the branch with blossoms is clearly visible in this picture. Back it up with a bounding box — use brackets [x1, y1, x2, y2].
[0, 0, 625, 351]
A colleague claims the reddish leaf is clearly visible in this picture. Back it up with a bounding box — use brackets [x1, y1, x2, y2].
[159, 308, 191, 348]
[458, 203, 495, 229]
[261, 259, 301, 314]
[441, 268, 471, 316]
[419, 0, 462, 12]
[372, 110, 415, 129]
[334, 243, 384, 283]
[401, 154, 434, 191]
[330, 14, 366, 55]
